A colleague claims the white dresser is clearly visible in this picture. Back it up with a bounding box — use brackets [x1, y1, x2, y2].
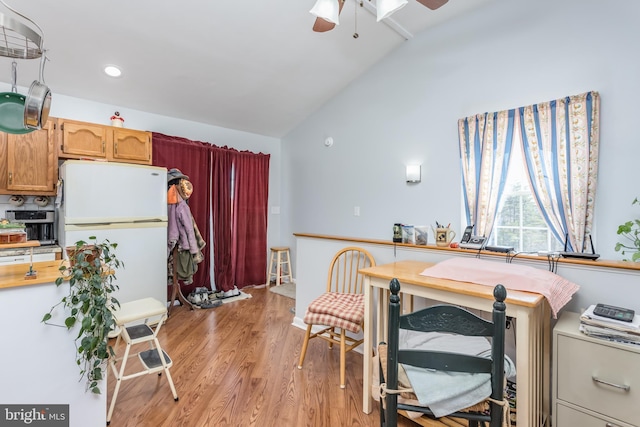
[553, 311, 640, 427]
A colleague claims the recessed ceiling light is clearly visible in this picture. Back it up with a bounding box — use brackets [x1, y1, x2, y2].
[104, 65, 122, 77]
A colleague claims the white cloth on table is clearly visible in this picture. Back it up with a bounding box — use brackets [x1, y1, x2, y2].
[399, 329, 515, 418]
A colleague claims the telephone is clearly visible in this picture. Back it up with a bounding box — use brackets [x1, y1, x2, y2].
[461, 225, 474, 243]
[459, 225, 487, 249]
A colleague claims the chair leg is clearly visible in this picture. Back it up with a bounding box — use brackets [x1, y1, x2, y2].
[297, 324, 313, 369]
[266, 250, 275, 285]
[340, 329, 347, 389]
[379, 363, 386, 427]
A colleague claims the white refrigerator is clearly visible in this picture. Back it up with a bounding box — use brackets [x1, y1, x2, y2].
[57, 160, 168, 305]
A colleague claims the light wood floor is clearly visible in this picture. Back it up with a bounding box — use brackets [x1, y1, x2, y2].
[106, 286, 419, 426]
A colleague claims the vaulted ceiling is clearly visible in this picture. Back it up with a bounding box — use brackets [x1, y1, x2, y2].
[0, 0, 495, 137]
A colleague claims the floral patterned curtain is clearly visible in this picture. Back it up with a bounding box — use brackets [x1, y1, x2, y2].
[458, 110, 516, 238]
[518, 91, 600, 252]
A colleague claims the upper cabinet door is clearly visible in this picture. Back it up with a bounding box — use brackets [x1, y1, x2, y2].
[111, 128, 152, 164]
[58, 118, 152, 165]
[59, 119, 109, 159]
[6, 120, 58, 194]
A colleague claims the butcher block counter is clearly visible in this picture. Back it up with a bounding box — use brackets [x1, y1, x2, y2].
[0, 260, 67, 289]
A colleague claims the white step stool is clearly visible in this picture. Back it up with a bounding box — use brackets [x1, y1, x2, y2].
[107, 297, 178, 424]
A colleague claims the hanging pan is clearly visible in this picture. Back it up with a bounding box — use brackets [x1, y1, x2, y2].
[0, 61, 33, 135]
[24, 52, 51, 130]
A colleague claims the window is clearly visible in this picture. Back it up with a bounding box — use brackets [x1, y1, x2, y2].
[459, 91, 599, 254]
[487, 144, 564, 252]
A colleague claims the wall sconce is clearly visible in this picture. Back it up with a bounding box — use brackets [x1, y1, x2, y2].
[406, 164, 421, 183]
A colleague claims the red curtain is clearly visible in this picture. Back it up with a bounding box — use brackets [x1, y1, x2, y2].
[152, 132, 270, 294]
[232, 151, 270, 288]
[152, 132, 212, 296]
[211, 147, 234, 292]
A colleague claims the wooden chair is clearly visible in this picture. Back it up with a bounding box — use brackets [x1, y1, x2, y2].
[379, 278, 509, 427]
[297, 246, 376, 388]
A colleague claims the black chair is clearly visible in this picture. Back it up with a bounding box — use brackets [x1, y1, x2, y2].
[379, 278, 508, 427]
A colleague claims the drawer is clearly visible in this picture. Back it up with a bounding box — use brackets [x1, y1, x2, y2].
[556, 403, 634, 427]
[557, 334, 640, 425]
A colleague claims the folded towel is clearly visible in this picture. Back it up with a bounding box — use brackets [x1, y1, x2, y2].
[420, 258, 579, 317]
[400, 330, 516, 417]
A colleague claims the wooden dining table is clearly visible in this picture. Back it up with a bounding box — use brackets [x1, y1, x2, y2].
[360, 260, 551, 427]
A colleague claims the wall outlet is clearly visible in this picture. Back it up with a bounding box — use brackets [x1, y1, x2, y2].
[353, 206, 360, 216]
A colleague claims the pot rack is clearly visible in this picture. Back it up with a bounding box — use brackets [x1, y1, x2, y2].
[0, 0, 43, 59]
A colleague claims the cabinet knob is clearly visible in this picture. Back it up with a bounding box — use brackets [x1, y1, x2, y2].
[8, 172, 11, 184]
[102, 140, 105, 153]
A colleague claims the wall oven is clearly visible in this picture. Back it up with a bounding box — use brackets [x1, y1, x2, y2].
[5, 210, 57, 245]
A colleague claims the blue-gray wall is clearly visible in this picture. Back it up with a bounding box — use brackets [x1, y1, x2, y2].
[282, 0, 639, 265]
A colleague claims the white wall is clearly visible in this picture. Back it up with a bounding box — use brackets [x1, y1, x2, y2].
[281, 0, 640, 273]
[0, 281, 105, 427]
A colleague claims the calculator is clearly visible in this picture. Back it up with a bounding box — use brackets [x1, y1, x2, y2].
[593, 303, 635, 322]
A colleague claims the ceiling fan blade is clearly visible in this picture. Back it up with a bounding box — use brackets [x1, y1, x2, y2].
[416, 0, 449, 10]
[312, 0, 345, 33]
[313, 18, 337, 32]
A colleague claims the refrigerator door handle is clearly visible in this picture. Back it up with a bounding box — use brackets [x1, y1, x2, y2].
[133, 218, 164, 223]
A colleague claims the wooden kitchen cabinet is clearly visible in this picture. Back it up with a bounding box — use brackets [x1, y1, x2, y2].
[58, 118, 152, 165]
[111, 127, 152, 164]
[0, 119, 58, 195]
[553, 311, 640, 427]
[58, 119, 109, 160]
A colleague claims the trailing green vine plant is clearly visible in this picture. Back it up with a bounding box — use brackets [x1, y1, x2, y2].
[615, 197, 640, 262]
[42, 237, 123, 394]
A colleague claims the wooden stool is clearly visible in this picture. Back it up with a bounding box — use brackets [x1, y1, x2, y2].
[267, 246, 293, 286]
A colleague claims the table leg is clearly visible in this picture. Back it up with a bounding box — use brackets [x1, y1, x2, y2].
[363, 277, 374, 414]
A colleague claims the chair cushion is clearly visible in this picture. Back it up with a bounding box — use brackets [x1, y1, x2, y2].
[306, 292, 365, 324]
[303, 312, 362, 333]
[303, 292, 365, 333]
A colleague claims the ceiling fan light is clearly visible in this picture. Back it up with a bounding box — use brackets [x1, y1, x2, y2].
[310, 0, 341, 25]
[376, 0, 409, 22]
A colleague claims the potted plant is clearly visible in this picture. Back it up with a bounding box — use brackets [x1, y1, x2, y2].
[42, 236, 124, 394]
[615, 197, 640, 262]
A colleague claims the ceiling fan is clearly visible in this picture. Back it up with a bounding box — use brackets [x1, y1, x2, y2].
[311, 0, 449, 32]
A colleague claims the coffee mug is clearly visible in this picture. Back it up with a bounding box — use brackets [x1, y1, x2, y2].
[435, 228, 456, 247]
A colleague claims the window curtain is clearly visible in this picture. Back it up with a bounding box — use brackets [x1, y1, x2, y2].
[458, 110, 516, 237]
[518, 91, 600, 252]
[211, 147, 234, 292]
[152, 132, 212, 295]
[231, 150, 270, 288]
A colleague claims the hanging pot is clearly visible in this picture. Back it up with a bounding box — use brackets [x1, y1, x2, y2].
[24, 80, 51, 130]
[0, 61, 34, 135]
[24, 52, 51, 130]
